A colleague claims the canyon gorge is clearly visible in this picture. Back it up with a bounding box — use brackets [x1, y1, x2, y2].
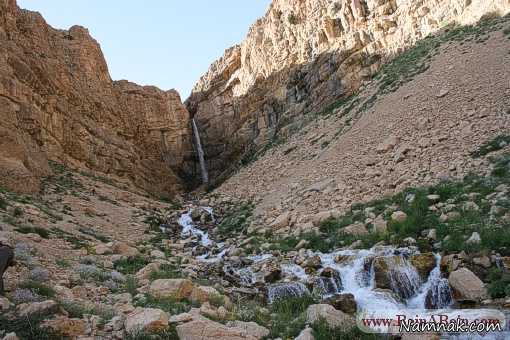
[1, 0, 510, 339]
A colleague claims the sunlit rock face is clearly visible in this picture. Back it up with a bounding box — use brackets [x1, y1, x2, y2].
[0, 0, 194, 195]
[187, 0, 510, 181]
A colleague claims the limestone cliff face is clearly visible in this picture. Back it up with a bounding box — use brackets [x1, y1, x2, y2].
[187, 0, 510, 181]
[0, 0, 193, 195]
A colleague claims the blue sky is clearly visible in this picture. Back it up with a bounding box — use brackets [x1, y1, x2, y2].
[17, 1, 271, 98]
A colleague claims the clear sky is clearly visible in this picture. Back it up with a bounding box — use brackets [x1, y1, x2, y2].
[17, 1, 271, 98]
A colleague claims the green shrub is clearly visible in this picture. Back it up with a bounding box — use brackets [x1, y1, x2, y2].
[136, 294, 195, 315]
[0, 196, 7, 210]
[149, 264, 182, 281]
[487, 268, 510, 298]
[471, 135, 510, 158]
[269, 295, 316, 339]
[114, 255, 149, 274]
[15, 225, 50, 239]
[0, 312, 62, 339]
[217, 202, 254, 236]
[125, 326, 178, 340]
[19, 280, 56, 298]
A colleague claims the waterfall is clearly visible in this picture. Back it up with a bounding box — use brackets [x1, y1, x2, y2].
[191, 118, 209, 184]
[408, 254, 453, 309]
[267, 282, 310, 303]
[177, 210, 212, 246]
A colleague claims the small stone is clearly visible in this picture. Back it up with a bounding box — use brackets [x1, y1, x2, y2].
[391, 211, 408, 222]
[124, 308, 169, 333]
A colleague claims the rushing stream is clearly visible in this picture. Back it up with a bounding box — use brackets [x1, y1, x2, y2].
[177, 207, 453, 310]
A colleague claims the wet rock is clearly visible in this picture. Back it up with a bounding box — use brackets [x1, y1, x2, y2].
[149, 279, 194, 299]
[306, 304, 355, 328]
[267, 282, 309, 303]
[440, 254, 461, 273]
[260, 261, 282, 283]
[125, 307, 168, 333]
[373, 256, 421, 299]
[322, 293, 357, 314]
[410, 253, 437, 280]
[42, 317, 88, 337]
[304, 255, 322, 270]
[448, 268, 488, 302]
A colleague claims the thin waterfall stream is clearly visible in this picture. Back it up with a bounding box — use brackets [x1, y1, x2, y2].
[191, 118, 209, 185]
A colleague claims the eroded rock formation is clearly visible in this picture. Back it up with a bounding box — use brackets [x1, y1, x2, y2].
[0, 0, 193, 195]
[187, 0, 510, 181]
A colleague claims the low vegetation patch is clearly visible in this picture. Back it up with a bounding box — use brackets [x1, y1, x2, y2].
[273, 153, 510, 255]
[149, 263, 182, 281]
[217, 201, 255, 237]
[135, 294, 196, 315]
[0, 312, 62, 340]
[14, 225, 50, 239]
[114, 255, 150, 274]
[471, 135, 510, 158]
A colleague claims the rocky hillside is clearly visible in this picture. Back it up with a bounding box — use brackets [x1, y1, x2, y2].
[216, 14, 510, 233]
[187, 0, 510, 182]
[0, 0, 194, 197]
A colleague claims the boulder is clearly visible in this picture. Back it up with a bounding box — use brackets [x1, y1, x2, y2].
[304, 255, 322, 270]
[305, 304, 355, 328]
[191, 286, 221, 303]
[43, 317, 88, 337]
[111, 242, 139, 256]
[225, 321, 270, 339]
[16, 300, 60, 316]
[135, 262, 161, 280]
[124, 307, 169, 333]
[177, 316, 267, 340]
[260, 261, 282, 283]
[377, 136, 399, 153]
[271, 212, 291, 229]
[149, 279, 194, 299]
[341, 222, 369, 236]
[448, 268, 488, 302]
[322, 293, 357, 314]
[372, 215, 387, 233]
[410, 253, 437, 280]
[0, 296, 11, 311]
[94, 243, 112, 255]
[391, 211, 408, 223]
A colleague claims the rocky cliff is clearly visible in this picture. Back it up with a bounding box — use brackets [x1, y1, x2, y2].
[187, 0, 510, 182]
[0, 0, 193, 195]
